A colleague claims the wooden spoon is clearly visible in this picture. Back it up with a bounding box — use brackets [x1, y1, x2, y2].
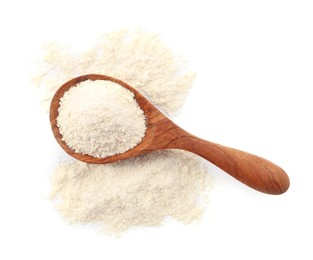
[50, 74, 290, 195]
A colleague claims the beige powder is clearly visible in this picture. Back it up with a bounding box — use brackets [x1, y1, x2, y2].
[50, 150, 211, 234]
[57, 80, 146, 158]
[35, 29, 213, 234]
[34, 29, 195, 116]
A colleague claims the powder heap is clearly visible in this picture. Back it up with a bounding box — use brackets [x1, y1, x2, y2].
[34, 30, 195, 115]
[35, 30, 213, 234]
[57, 80, 146, 158]
[50, 150, 211, 234]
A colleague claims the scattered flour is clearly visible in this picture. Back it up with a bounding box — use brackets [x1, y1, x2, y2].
[57, 80, 146, 158]
[50, 150, 211, 234]
[35, 29, 213, 234]
[34, 29, 195, 116]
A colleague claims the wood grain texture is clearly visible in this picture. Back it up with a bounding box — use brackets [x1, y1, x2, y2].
[50, 74, 290, 195]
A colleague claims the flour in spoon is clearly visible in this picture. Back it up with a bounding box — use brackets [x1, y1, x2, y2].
[57, 80, 146, 158]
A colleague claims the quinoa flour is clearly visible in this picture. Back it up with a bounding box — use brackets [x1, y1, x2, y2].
[57, 80, 146, 158]
[35, 30, 213, 234]
[50, 150, 211, 234]
[34, 30, 195, 116]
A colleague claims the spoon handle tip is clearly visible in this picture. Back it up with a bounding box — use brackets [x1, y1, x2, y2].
[167, 134, 289, 195]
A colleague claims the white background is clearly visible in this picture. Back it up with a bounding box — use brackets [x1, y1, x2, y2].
[1, 0, 312, 259]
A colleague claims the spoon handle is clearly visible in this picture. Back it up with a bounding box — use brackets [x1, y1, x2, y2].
[167, 135, 289, 194]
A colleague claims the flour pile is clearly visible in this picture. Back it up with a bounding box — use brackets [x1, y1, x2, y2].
[34, 30, 195, 115]
[35, 30, 212, 234]
[57, 80, 146, 158]
[50, 151, 210, 234]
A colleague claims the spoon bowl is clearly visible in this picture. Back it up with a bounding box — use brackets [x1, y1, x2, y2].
[50, 74, 290, 195]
